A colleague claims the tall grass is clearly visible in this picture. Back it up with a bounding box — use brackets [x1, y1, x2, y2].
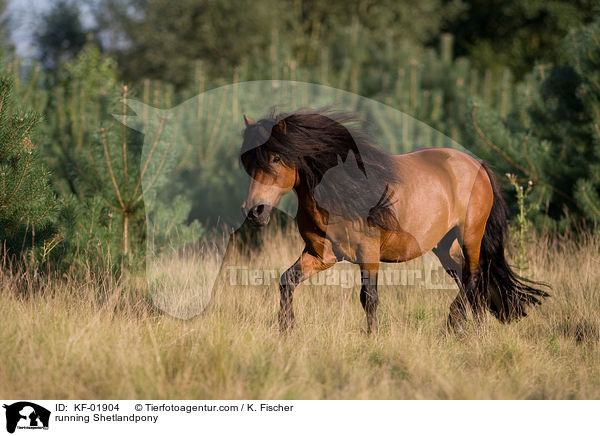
[1, 228, 599, 399]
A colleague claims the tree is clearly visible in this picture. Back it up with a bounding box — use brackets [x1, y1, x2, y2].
[441, 0, 599, 78]
[459, 19, 600, 228]
[38, 46, 201, 267]
[95, 0, 281, 87]
[557, 22, 600, 222]
[34, 0, 89, 71]
[0, 77, 54, 259]
[94, 0, 463, 87]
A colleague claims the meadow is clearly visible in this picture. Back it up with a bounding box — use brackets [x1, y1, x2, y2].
[1, 226, 599, 400]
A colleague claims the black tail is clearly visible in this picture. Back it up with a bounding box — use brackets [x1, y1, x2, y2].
[479, 163, 549, 322]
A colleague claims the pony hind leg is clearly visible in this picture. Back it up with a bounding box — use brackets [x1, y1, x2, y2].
[435, 226, 488, 330]
[453, 199, 493, 326]
[432, 228, 471, 330]
[432, 227, 463, 289]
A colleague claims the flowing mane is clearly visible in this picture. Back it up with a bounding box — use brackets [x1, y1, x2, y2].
[240, 109, 400, 228]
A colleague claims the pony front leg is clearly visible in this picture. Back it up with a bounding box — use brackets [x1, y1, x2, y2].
[279, 250, 334, 332]
[359, 263, 380, 334]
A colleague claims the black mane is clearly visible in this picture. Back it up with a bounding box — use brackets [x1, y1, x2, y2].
[240, 109, 401, 229]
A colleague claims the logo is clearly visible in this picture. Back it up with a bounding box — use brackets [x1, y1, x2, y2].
[3, 402, 50, 433]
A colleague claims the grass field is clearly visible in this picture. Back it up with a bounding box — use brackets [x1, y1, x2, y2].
[1, 226, 599, 400]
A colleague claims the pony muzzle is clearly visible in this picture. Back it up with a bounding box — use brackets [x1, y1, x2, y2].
[246, 203, 272, 226]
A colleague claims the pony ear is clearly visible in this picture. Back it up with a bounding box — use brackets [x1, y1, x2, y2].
[277, 119, 287, 135]
[243, 114, 255, 127]
[337, 155, 343, 166]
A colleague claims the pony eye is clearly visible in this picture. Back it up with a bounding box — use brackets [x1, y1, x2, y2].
[272, 156, 281, 164]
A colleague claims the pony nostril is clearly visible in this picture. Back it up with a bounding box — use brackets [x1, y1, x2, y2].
[248, 204, 266, 221]
[248, 205, 259, 219]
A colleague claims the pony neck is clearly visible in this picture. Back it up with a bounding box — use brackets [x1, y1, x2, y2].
[293, 171, 309, 203]
[293, 171, 320, 213]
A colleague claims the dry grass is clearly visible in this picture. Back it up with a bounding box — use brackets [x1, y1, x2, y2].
[1, 227, 599, 399]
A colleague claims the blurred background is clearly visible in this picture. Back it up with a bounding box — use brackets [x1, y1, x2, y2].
[0, 0, 599, 269]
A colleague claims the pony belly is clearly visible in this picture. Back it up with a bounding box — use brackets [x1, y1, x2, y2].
[330, 243, 359, 262]
[324, 219, 439, 264]
[379, 230, 431, 262]
[325, 219, 379, 263]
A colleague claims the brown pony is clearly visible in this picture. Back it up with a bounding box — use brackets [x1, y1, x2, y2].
[239, 110, 548, 333]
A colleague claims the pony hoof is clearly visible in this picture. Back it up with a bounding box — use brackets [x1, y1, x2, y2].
[278, 313, 295, 333]
[445, 316, 466, 334]
[366, 324, 378, 335]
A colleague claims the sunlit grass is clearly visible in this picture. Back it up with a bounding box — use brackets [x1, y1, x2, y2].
[0, 228, 599, 399]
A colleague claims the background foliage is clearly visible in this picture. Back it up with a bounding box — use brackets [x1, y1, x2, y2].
[1, 0, 599, 269]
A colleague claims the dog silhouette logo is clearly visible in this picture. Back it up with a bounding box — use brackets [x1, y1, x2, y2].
[3, 402, 50, 433]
